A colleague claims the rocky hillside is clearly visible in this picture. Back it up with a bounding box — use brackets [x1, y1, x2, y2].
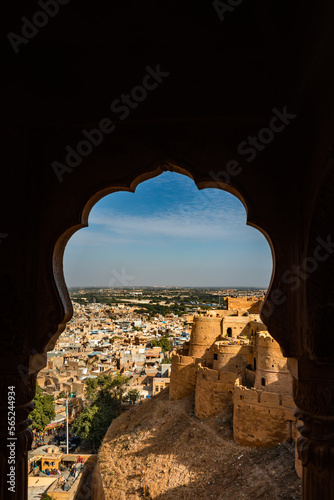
[98, 389, 301, 499]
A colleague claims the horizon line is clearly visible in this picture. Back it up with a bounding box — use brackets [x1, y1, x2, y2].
[67, 285, 268, 289]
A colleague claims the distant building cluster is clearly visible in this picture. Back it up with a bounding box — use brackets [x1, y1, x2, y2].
[37, 299, 193, 423]
[31, 297, 193, 498]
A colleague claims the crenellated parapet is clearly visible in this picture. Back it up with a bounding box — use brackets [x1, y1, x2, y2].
[195, 365, 239, 419]
[211, 340, 253, 374]
[227, 296, 264, 313]
[169, 312, 296, 460]
[188, 316, 223, 358]
[233, 384, 296, 448]
[169, 353, 201, 401]
[257, 331, 281, 348]
[254, 332, 292, 395]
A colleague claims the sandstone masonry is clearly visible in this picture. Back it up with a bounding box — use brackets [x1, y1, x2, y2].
[169, 297, 300, 473]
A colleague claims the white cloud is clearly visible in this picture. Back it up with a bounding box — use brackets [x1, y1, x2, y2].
[64, 175, 272, 286]
[87, 188, 249, 235]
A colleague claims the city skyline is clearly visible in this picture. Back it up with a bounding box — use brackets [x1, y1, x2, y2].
[64, 172, 272, 287]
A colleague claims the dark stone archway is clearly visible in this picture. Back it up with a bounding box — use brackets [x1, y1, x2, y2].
[2, 1, 334, 498]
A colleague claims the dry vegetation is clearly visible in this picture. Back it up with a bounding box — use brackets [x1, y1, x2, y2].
[98, 389, 301, 499]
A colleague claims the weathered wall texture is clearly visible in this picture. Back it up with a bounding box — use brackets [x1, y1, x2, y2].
[212, 343, 253, 374]
[254, 332, 293, 396]
[249, 319, 267, 336]
[169, 354, 198, 401]
[188, 317, 223, 358]
[221, 316, 252, 337]
[194, 366, 237, 419]
[233, 385, 296, 448]
[170, 313, 296, 455]
[227, 297, 263, 313]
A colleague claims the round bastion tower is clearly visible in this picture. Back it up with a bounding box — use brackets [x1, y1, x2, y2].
[254, 332, 293, 395]
[188, 315, 223, 358]
[169, 315, 223, 401]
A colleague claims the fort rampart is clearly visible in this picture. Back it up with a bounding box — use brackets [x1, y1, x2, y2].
[194, 365, 238, 419]
[254, 332, 293, 395]
[170, 310, 297, 456]
[227, 296, 263, 314]
[212, 342, 253, 374]
[233, 384, 296, 448]
[169, 354, 200, 401]
[188, 316, 223, 358]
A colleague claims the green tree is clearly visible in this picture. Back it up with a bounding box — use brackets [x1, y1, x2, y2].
[30, 384, 55, 431]
[126, 388, 141, 402]
[84, 377, 98, 401]
[159, 337, 171, 353]
[150, 337, 171, 352]
[73, 374, 129, 450]
[58, 390, 66, 399]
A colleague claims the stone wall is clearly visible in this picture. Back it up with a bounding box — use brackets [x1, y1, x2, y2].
[249, 319, 267, 335]
[195, 366, 237, 419]
[153, 378, 170, 396]
[47, 357, 64, 369]
[226, 297, 263, 313]
[254, 332, 293, 395]
[188, 316, 222, 358]
[67, 360, 80, 370]
[233, 384, 296, 448]
[212, 343, 253, 374]
[169, 354, 199, 401]
[170, 314, 296, 455]
[221, 316, 252, 338]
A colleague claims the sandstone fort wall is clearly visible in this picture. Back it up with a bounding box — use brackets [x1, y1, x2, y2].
[212, 343, 253, 374]
[221, 316, 252, 337]
[194, 365, 237, 419]
[169, 354, 199, 401]
[233, 384, 296, 448]
[254, 332, 293, 395]
[227, 297, 263, 313]
[170, 308, 297, 456]
[188, 317, 222, 358]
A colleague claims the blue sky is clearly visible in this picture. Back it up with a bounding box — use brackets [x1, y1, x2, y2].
[63, 172, 272, 287]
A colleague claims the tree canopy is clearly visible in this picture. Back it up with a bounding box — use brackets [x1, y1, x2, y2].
[30, 384, 55, 432]
[84, 377, 99, 401]
[125, 388, 141, 402]
[73, 374, 129, 450]
[134, 302, 186, 317]
[151, 337, 171, 353]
